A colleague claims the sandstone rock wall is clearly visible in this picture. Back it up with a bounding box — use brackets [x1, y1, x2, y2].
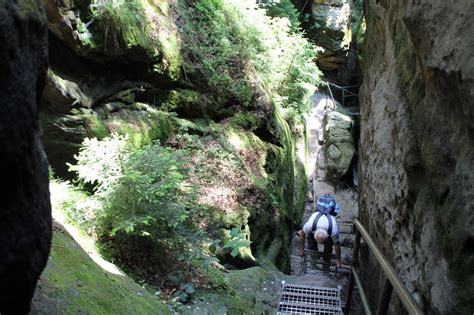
[359, 0, 474, 313]
[310, 0, 351, 71]
[0, 0, 51, 313]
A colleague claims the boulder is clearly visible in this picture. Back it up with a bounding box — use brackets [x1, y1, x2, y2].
[323, 109, 354, 179]
[310, 0, 351, 71]
[0, 1, 52, 313]
[39, 69, 170, 177]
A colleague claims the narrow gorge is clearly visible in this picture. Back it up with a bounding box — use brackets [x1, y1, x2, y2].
[0, 0, 472, 314]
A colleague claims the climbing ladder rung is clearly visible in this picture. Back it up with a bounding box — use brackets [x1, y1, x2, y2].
[280, 295, 341, 307]
[282, 291, 340, 302]
[283, 285, 339, 297]
[277, 301, 342, 313]
[301, 250, 338, 275]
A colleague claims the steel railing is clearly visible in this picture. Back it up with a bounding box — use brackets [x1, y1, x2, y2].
[344, 219, 423, 315]
[324, 82, 359, 116]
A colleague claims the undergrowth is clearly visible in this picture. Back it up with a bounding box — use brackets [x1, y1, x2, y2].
[179, 0, 321, 130]
[88, 0, 181, 79]
[65, 134, 251, 303]
[90, 0, 152, 52]
[262, 0, 300, 32]
[58, 0, 321, 307]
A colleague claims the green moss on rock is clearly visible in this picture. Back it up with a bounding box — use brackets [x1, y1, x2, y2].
[177, 266, 280, 314]
[104, 105, 177, 148]
[33, 227, 170, 314]
[84, 114, 109, 139]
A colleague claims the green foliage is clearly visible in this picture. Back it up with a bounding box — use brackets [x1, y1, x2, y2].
[69, 134, 193, 240]
[180, 0, 261, 108]
[103, 144, 191, 238]
[76, 19, 96, 48]
[179, 0, 321, 129]
[89, 0, 181, 79]
[84, 114, 109, 139]
[90, 0, 152, 52]
[230, 112, 259, 130]
[223, 227, 252, 257]
[173, 282, 196, 302]
[69, 135, 130, 194]
[67, 134, 229, 293]
[264, 0, 300, 32]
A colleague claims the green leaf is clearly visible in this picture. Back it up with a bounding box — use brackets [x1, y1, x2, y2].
[178, 291, 188, 301]
[184, 284, 195, 294]
[230, 247, 239, 257]
[209, 243, 217, 254]
[230, 227, 240, 237]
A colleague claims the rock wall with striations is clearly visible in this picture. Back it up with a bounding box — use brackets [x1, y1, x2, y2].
[359, 0, 474, 313]
[0, 0, 52, 313]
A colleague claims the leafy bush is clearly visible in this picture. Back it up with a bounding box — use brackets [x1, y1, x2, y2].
[179, 0, 261, 107]
[223, 227, 252, 257]
[179, 0, 321, 129]
[69, 134, 194, 240]
[69, 135, 250, 273]
[102, 143, 193, 239]
[264, 0, 300, 32]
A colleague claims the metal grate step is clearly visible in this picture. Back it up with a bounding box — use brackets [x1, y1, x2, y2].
[277, 284, 343, 315]
[301, 250, 337, 275]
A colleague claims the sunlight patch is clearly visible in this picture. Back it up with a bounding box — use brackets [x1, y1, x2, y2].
[227, 132, 245, 151]
[198, 186, 239, 213]
[50, 181, 124, 276]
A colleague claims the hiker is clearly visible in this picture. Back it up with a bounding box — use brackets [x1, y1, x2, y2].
[297, 194, 342, 268]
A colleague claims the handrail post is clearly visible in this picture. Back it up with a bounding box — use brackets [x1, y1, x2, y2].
[376, 278, 393, 315]
[353, 220, 423, 315]
[344, 229, 361, 314]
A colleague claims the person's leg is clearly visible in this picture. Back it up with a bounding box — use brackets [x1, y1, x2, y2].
[307, 233, 318, 251]
[323, 237, 334, 267]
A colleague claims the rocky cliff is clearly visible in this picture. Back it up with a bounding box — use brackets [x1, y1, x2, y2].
[39, 0, 318, 292]
[0, 0, 52, 313]
[359, 0, 474, 313]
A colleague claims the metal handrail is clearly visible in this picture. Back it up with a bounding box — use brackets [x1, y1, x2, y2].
[327, 82, 359, 97]
[344, 219, 423, 315]
[324, 81, 359, 107]
[352, 267, 372, 315]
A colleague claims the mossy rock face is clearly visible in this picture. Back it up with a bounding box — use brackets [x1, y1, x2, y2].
[40, 111, 88, 178]
[161, 89, 205, 117]
[41, 70, 94, 113]
[41, 101, 177, 178]
[32, 226, 170, 314]
[178, 267, 281, 314]
[162, 89, 236, 120]
[45, 0, 182, 80]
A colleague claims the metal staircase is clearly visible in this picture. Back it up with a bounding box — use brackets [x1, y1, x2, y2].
[278, 219, 424, 315]
[277, 283, 343, 315]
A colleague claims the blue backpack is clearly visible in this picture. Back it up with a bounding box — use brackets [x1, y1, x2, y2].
[315, 194, 339, 216]
[311, 194, 339, 236]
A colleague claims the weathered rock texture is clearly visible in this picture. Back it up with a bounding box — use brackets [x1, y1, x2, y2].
[323, 109, 354, 179]
[310, 0, 351, 71]
[0, 0, 52, 313]
[359, 0, 474, 313]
